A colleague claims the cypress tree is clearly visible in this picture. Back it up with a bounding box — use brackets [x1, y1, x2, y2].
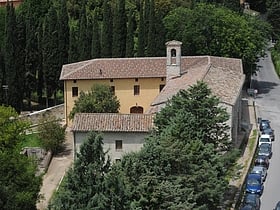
[78, 1, 89, 61]
[58, 0, 70, 65]
[68, 26, 79, 63]
[91, 10, 101, 58]
[42, 6, 60, 107]
[146, 0, 156, 56]
[5, 3, 19, 110]
[14, 12, 26, 111]
[126, 9, 136, 57]
[143, 0, 150, 48]
[101, 0, 113, 57]
[137, 1, 145, 57]
[112, 0, 127, 58]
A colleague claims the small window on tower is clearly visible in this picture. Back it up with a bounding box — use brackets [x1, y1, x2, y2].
[115, 140, 123, 151]
[110, 86, 115, 94]
[159, 84, 165, 92]
[171, 49, 176, 57]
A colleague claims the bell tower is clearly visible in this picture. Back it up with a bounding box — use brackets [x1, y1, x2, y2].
[166, 40, 182, 80]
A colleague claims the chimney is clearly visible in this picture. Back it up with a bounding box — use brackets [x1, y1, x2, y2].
[165, 40, 182, 81]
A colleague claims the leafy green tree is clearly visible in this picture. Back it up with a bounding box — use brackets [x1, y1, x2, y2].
[163, 4, 271, 75]
[0, 106, 41, 210]
[112, 0, 127, 57]
[50, 131, 111, 209]
[37, 115, 66, 154]
[266, 0, 280, 41]
[69, 84, 120, 119]
[101, 0, 113, 57]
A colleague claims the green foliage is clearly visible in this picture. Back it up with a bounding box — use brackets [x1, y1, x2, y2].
[19, 133, 43, 148]
[50, 132, 117, 209]
[271, 46, 280, 77]
[0, 106, 41, 210]
[163, 4, 271, 75]
[37, 115, 66, 154]
[69, 84, 120, 119]
[154, 81, 230, 150]
[101, 0, 113, 58]
[0, 106, 30, 150]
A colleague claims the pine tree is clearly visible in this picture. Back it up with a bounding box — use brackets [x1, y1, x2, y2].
[91, 9, 101, 58]
[50, 132, 111, 209]
[137, 1, 145, 56]
[68, 26, 79, 63]
[126, 9, 136, 57]
[112, 0, 127, 57]
[101, 0, 113, 57]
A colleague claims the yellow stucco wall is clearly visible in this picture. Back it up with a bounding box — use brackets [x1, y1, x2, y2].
[64, 78, 165, 125]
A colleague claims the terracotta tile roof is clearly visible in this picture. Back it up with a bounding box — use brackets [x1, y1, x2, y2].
[60, 56, 208, 80]
[60, 58, 167, 80]
[72, 113, 155, 132]
[147, 56, 244, 113]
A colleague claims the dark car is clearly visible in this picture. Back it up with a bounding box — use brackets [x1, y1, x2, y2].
[242, 193, 261, 210]
[259, 119, 271, 132]
[262, 127, 275, 141]
[255, 155, 270, 169]
[245, 173, 263, 195]
[240, 204, 257, 210]
[258, 143, 272, 159]
[274, 201, 280, 210]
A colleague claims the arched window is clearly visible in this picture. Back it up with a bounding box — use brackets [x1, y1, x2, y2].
[171, 49, 176, 57]
[130, 106, 143, 113]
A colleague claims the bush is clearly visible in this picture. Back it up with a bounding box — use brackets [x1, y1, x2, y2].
[37, 116, 66, 154]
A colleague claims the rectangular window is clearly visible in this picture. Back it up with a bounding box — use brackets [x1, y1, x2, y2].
[134, 85, 140, 95]
[110, 86, 115, 95]
[72, 87, 78, 97]
[159, 84, 165, 92]
[115, 140, 123, 151]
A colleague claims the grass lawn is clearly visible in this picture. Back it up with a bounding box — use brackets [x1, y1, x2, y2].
[19, 133, 43, 148]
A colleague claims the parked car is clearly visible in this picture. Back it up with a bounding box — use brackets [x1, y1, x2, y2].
[258, 143, 272, 159]
[255, 155, 269, 169]
[242, 193, 261, 210]
[274, 201, 280, 210]
[261, 127, 275, 141]
[250, 166, 267, 182]
[258, 134, 272, 147]
[259, 119, 271, 132]
[240, 204, 257, 210]
[245, 173, 263, 195]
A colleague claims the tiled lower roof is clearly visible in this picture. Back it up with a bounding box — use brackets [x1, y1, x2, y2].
[72, 113, 155, 132]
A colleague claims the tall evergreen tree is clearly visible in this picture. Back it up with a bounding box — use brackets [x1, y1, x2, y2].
[112, 0, 127, 57]
[78, 1, 89, 61]
[126, 9, 136, 57]
[50, 132, 111, 209]
[14, 12, 26, 111]
[5, 3, 21, 111]
[58, 0, 70, 66]
[91, 9, 101, 58]
[143, 0, 150, 49]
[137, 1, 145, 56]
[146, 0, 156, 56]
[42, 6, 60, 107]
[101, 0, 113, 57]
[68, 26, 79, 63]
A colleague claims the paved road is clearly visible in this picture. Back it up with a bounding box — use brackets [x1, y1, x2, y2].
[36, 128, 73, 210]
[253, 43, 280, 210]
